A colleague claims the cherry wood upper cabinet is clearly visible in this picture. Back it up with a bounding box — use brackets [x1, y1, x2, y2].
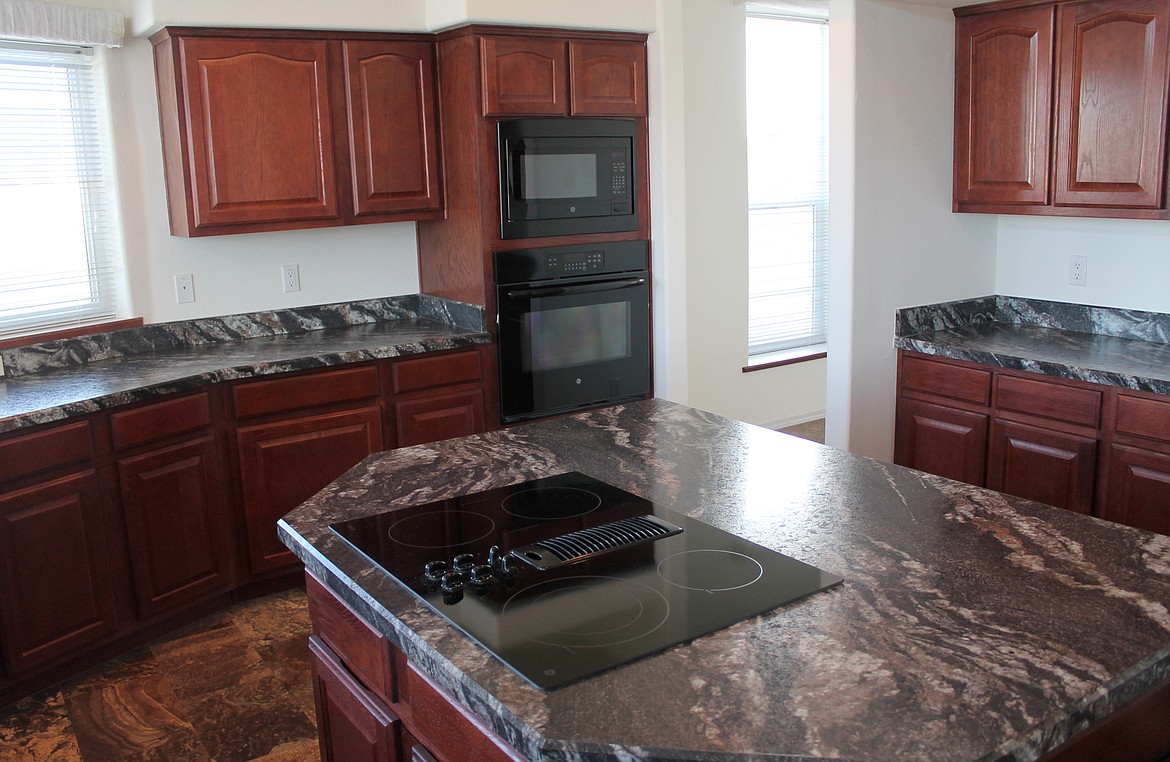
[1053, 0, 1170, 209]
[954, 5, 1054, 207]
[160, 36, 339, 233]
[569, 41, 648, 117]
[953, 0, 1170, 219]
[480, 34, 647, 117]
[342, 40, 442, 217]
[151, 28, 443, 237]
[480, 36, 568, 115]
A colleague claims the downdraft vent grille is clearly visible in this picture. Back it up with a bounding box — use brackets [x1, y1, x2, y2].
[511, 515, 683, 570]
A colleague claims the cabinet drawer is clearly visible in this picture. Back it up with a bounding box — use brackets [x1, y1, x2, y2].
[900, 355, 990, 405]
[401, 660, 524, 762]
[233, 365, 379, 419]
[995, 375, 1101, 428]
[307, 574, 395, 705]
[392, 351, 482, 395]
[111, 392, 211, 450]
[1115, 394, 1170, 444]
[0, 420, 94, 483]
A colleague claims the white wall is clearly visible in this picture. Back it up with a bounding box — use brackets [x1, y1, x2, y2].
[825, 0, 997, 459]
[649, 0, 829, 430]
[996, 216, 1170, 313]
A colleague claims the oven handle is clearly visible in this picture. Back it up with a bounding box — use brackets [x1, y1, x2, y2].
[504, 277, 646, 300]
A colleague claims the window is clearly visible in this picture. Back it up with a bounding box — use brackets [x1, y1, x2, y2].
[746, 8, 829, 358]
[0, 40, 119, 338]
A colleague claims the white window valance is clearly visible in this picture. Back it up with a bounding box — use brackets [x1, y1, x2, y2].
[0, 0, 124, 48]
[741, 0, 829, 21]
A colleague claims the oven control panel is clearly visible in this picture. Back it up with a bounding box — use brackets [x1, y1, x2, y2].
[547, 250, 605, 275]
[494, 240, 648, 285]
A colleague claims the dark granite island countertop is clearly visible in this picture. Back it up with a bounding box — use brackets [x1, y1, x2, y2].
[0, 295, 489, 434]
[278, 398, 1170, 762]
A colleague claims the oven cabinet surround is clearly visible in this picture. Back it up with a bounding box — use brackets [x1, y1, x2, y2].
[953, 0, 1170, 218]
[895, 350, 1170, 535]
[416, 25, 651, 304]
[150, 27, 442, 237]
[0, 331, 490, 704]
[279, 399, 1170, 761]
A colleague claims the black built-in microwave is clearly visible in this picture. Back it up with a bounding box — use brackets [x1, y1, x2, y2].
[497, 118, 638, 239]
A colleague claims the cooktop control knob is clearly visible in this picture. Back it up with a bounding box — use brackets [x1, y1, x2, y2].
[423, 560, 448, 582]
[452, 553, 476, 573]
[469, 564, 494, 586]
[440, 571, 466, 593]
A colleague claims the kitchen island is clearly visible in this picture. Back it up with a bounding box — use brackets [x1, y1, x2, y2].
[279, 398, 1170, 761]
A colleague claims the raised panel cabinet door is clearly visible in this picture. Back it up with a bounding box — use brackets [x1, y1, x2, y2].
[894, 398, 989, 486]
[569, 41, 648, 117]
[118, 437, 233, 619]
[395, 389, 485, 448]
[236, 407, 382, 574]
[1053, 0, 1170, 209]
[480, 36, 568, 115]
[988, 419, 1098, 514]
[1104, 444, 1170, 535]
[954, 6, 1055, 207]
[0, 471, 118, 675]
[309, 637, 402, 762]
[343, 40, 441, 216]
[179, 37, 339, 228]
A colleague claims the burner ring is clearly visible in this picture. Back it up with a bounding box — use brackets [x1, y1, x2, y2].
[656, 550, 764, 592]
[501, 486, 603, 520]
[385, 509, 496, 549]
[501, 575, 670, 648]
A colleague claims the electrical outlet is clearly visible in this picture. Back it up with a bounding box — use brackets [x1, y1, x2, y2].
[175, 273, 196, 303]
[1069, 255, 1088, 286]
[281, 264, 301, 293]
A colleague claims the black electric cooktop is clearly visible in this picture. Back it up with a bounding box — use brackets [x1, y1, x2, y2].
[329, 472, 843, 690]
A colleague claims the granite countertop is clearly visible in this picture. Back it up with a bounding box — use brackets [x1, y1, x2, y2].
[0, 295, 489, 435]
[279, 398, 1170, 762]
[894, 295, 1170, 394]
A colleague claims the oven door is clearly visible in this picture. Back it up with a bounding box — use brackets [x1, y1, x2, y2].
[497, 272, 650, 423]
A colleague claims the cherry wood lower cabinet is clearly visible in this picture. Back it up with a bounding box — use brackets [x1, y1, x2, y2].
[0, 347, 491, 703]
[306, 574, 524, 762]
[236, 407, 383, 574]
[895, 350, 1170, 534]
[0, 469, 119, 676]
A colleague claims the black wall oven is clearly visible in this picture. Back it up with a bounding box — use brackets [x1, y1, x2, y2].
[495, 241, 650, 423]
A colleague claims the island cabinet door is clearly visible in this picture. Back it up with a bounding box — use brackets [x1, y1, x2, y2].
[894, 398, 989, 486]
[236, 407, 383, 574]
[310, 635, 403, 762]
[0, 470, 119, 676]
[987, 419, 1098, 514]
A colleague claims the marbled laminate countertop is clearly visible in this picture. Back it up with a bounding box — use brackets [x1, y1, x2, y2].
[279, 398, 1170, 762]
[0, 296, 489, 435]
[894, 296, 1170, 394]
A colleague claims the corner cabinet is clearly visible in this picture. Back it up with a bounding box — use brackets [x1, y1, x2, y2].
[151, 28, 442, 237]
[895, 350, 1170, 536]
[953, 0, 1170, 219]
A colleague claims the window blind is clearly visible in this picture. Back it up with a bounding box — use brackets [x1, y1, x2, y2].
[0, 40, 118, 338]
[746, 12, 829, 356]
